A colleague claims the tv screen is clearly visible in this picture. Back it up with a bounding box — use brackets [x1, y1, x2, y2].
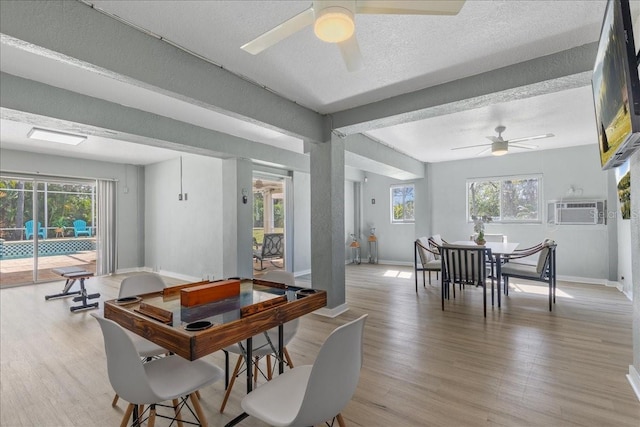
[592, 0, 640, 170]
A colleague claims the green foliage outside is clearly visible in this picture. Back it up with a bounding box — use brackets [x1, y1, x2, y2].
[0, 179, 94, 240]
[468, 178, 539, 222]
[617, 171, 631, 219]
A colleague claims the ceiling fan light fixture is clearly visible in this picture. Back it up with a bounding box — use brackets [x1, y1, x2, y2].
[491, 140, 508, 156]
[314, 7, 355, 43]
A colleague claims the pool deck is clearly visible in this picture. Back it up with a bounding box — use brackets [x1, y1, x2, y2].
[0, 251, 96, 287]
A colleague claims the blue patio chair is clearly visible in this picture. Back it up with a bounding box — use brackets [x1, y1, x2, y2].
[25, 220, 46, 240]
[73, 219, 91, 237]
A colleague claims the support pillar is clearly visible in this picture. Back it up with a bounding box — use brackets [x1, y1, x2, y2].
[310, 134, 347, 314]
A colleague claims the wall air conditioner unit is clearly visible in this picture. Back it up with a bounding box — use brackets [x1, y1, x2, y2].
[547, 200, 606, 225]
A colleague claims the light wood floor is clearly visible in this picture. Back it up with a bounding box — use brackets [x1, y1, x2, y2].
[1, 265, 638, 426]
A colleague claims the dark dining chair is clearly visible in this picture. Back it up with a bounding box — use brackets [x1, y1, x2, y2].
[414, 237, 441, 291]
[500, 239, 557, 311]
[440, 244, 493, 317]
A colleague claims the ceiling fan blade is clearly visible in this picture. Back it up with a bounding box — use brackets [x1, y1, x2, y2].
[507, 133, 554, 144]
[356, 0, 466, 15]
[509, 143, 538, 150]
[451, 143, 491, 151]
[476, 147, 491, 156]
[485, 136, 500, 143]
[338, 35, 363, 72]
[241, 7, 315, 55]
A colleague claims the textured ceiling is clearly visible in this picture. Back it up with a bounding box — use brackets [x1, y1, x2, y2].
[0, 0, 632, 166]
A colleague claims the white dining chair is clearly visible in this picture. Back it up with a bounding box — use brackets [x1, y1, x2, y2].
[92, 313, 224, 427]
[220, 270, 299, 413]
[111, 273, 168, 408]
[241, 314, 368, 427]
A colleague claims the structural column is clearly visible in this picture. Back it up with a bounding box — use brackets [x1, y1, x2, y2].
[222, 158, 254, 279]
[310, 134, 346, 312]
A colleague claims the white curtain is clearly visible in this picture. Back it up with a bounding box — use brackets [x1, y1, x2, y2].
[96, 180, 117, 276]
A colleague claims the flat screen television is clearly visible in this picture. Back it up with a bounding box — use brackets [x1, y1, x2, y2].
[592, 0, 640, 170]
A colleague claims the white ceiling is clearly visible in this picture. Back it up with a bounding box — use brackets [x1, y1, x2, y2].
[0, 0, 630, 166]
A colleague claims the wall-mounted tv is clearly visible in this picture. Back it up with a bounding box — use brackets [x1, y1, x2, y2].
[592, 0, 640, 170]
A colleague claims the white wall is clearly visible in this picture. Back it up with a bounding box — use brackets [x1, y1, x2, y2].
[145, 155, 223, 280]
[292, 170, 311, 275]
[361, 172, 416, 264]
[344, 180, 355, 262]
[0, 148, 143, 270]
[430, 145, 613, 280]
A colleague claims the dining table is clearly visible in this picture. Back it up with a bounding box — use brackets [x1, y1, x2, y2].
[103, 277, 327, 426]
[452, 241, 520, 307]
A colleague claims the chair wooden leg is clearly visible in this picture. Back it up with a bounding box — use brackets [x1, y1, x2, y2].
[147, 405, 156, 427]
[172, 398, 184, 427]
[336, 413, 346, 427]
[220, 355, 243, 413]
[120, 403, 134, 427]
[190, 393, 208, 427]
[111, 393, 119, 407]
[266, 354, 273, 380]
[283, 347, 294, 368]
[195, 390, 201, 400]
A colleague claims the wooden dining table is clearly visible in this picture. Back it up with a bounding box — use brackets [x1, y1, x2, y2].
[104, 277, 326, 426]
[452, 241, 520, 307]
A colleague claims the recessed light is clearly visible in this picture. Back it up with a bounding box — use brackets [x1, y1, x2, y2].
[27, 128, 86, 145]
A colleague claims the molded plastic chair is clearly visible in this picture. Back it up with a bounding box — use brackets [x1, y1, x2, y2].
[92, 314, 223, 427]
[220, 270, 298, 413]
[414, 237, 441, 291]
[241, 314, 368, 427]
[25, 220, 46, 240]
[501, 239, 557, 311]
[73, 219, 91, 237]
[111, 273, 169, 408]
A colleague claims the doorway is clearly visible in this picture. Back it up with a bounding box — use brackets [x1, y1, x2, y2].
[0, 175, 97, 287]
[252, 175, 287, 274]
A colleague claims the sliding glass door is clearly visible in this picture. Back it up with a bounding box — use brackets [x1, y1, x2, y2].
[0, 175, 96, 287]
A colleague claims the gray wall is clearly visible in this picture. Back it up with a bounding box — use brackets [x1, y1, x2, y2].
[145, 155, 223, 280]
[292, 171, 311, 275]
[0, 148, 143, 271]
[429, 145, 612, 280]
[361, 172, 416, 264]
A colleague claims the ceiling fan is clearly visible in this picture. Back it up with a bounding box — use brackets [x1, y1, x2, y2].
[451, 126, 555, 156]
[241, 0, 466, 71]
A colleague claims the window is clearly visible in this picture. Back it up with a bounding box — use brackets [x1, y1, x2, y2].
[390, 184, 414, 223]
[467, 175, 542, 222]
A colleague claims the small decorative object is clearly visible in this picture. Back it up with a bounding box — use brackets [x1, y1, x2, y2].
[367, 227, 378, 264]
[349, 233, 361, 264]
[472, 215, 492, 245]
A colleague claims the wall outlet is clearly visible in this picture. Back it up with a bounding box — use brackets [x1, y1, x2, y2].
[184, 193, 188, 201]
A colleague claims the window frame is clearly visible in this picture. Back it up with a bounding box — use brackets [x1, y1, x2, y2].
[390, 183, 415, 224]
[466, 174, 543, 224]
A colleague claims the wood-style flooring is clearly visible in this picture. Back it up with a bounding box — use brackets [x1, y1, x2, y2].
[1, 264, 638, 426]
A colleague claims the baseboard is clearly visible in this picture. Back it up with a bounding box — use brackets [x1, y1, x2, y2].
[627, 365, 640, 402]
[115, 267, 151, 274]
[314, 303, 349, 318]
[556, 275, 608, 285]
[377, 260, 413, 266]
[157, 269, 202, 282]
[294, 269, 311, 277]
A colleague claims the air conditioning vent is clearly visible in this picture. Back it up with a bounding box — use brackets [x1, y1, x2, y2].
[547, 200, 606, 225]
